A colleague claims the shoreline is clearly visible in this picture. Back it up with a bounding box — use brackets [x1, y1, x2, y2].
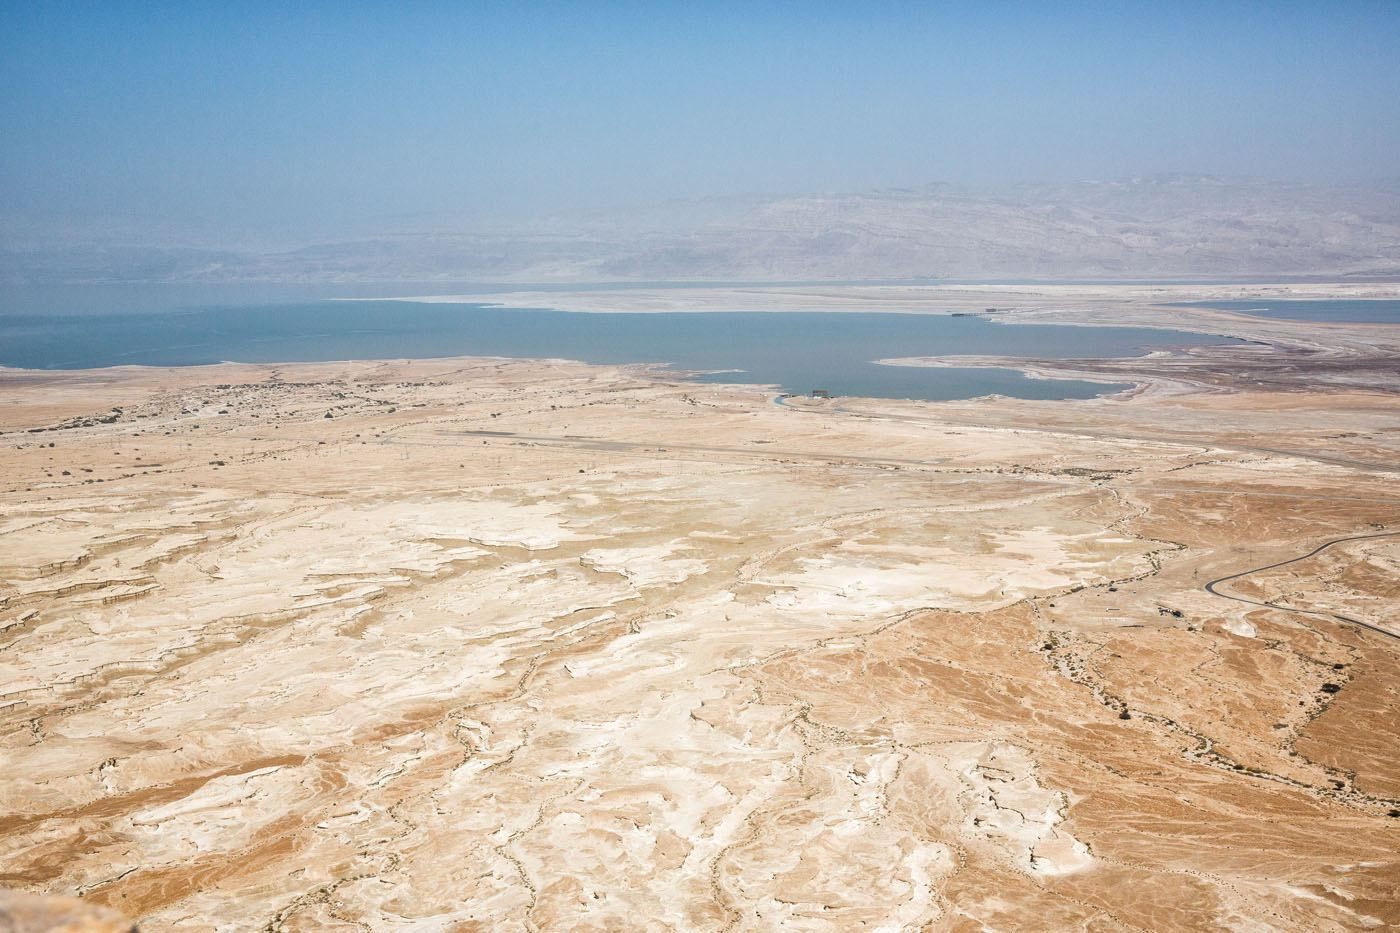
[371, 280, 1400, 313]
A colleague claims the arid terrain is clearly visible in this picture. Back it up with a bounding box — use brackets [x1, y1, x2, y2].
[2, 287, 1399, 931]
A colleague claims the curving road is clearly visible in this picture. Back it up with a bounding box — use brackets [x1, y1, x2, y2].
[1203, 531, 1400, 643]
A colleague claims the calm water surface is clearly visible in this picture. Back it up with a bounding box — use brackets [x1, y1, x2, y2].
[1182, 299, 1400, 324]
[0, 299, 1240, 401]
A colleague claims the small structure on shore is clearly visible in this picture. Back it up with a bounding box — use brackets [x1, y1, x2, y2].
[810, 388, 831, 399]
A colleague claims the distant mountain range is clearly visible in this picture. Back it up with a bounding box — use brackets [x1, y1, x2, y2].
[5, 176, 1400, 284]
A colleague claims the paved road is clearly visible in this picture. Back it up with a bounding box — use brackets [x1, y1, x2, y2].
[1203, 531, 1400, 643]
[456, 428, 950, 468]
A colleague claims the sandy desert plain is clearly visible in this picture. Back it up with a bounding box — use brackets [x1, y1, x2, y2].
[1, 282, 1399, 932]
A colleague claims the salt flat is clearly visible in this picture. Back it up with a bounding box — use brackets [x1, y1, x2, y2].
[408, 280, 1400, 314]
[1, 297, 1398, 930]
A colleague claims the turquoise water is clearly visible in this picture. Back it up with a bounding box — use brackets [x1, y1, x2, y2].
[1182, 299, 1400, 324]
[0, 298, 1239, 401]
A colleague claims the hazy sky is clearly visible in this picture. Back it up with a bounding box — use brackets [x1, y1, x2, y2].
[4, 1, 1399, 243]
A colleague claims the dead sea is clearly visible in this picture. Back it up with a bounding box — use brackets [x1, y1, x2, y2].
[0, 298, 1240, 401]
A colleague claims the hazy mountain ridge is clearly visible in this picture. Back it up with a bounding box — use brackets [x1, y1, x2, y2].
[5, 177, 1399, 284]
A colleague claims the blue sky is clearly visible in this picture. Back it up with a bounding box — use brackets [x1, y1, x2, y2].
[3, 1, 1399, 242]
